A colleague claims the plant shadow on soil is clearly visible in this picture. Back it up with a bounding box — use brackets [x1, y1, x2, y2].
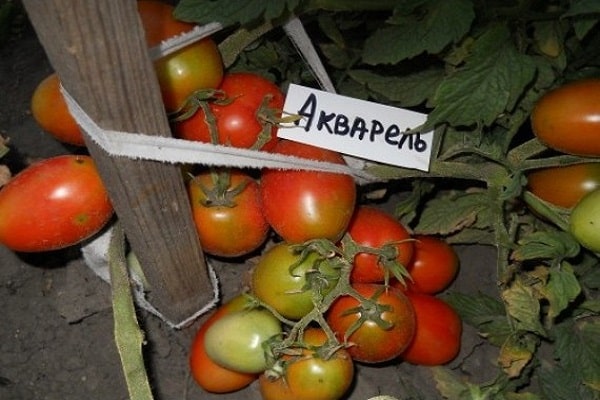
[0, 20, 502, 400]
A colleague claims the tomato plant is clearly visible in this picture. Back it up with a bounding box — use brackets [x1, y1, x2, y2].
[526, 163, 600, 209]
[138, 0, 223, 112]
[569, 188, 600, 253]
[400, 292, 462, 366]
[259, 328, 354, 400]
[204, 308, 282, 373]
[346, 206, 414, 283]
[326, 283, 416, 363]
[260, 140, 357, 243]
[398, 235, 459, 294]
[531, 78, 600, 157]
[0, 155, 113, 252]
[188, 169, 269, 257]
[251, 242, 339, 320]
[174, 72, 284, 150]
[189, 295, 258, 393]
[30, 73, 85, 146]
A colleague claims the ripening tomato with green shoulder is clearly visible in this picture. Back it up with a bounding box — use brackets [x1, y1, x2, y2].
[259, 328, 354, 400]
[569, 188, 600, 253]
[138, 0, 223, 112]
[326, 283, 416, 363]
[400, 292, 462, 366]
[0, 155, 113, 252]
[251, 242, 339, 320]
[188, 169, 269, 258]
[31, 73, 85, 146]
[189, 295, 258, 393]
[260, 140, 357, 243]
[531, 78, 600, 156]
[346, 206, 414, 283]
[527, 163, 600, 209]
[174, 72, 284, 151]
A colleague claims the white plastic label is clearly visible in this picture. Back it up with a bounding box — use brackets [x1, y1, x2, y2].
[279, 84, 433, 171]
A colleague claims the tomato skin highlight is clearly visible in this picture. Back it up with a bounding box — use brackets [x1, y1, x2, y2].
[204, 308, 282, 374]
[31, 73, 84, 146]
[527, 163, 600, 209]
[0, 155, 113, 252]
[259, 328, 354, 400]
[531, 78, 600, 156]
[400, 292, 462, 366]
[326, 283, 416, 363]
[346, 206, 414, 283]
[188, 170, 269, 257]
[260, 140, 357, 243]
[251, 243, 339, 320]
[569, 188, 600, 253]
[401, 235, 459, 294]
[189, 295, 257, 393]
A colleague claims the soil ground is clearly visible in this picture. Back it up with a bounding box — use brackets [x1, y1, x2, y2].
[0, 16, 502, 400]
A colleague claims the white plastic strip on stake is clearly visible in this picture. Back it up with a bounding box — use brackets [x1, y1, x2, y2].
[148, 22, 223, 60]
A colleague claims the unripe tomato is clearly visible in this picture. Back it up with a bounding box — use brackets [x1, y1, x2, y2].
[569, 188, 600, 253]
[531, 78, 600, 156]
[0, 155, 113, 252]
[204, 308, 282, 374]
[400, 292, 462, 366]
[31, 73, 84, 146]
[189, 295, 257, 393]
[138, 0, 223, 112]
[251, 243, 339, 320]
[527, 163, 600, 209]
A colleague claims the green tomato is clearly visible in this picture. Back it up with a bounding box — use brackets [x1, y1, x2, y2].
[204, 309, 281, 374]
[570, 188, 600, 253]
[252, 243, 340, 320]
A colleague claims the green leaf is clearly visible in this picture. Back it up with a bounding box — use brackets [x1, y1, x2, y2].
[174, 0, 300, 27]
[431, 367, 471, 399]
[502, 278, 546, 336]
[426, 24, 537, 128]
[347, 68, 444, 107]
[562, 0, 600, 17]
[541, 263, 581, 320]
[394, 180, 435, 226]
[540, 318, 600, 398]
[444, 291, 511, 346]
[415, 190, 492, 235]
[362, 0, 475, 65]
[512, 231, 580, 262]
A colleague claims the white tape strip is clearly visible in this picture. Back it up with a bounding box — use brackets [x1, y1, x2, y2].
[148, 22, 224, 60]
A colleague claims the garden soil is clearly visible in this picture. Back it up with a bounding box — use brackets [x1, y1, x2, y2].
[0, 22, 502, 400]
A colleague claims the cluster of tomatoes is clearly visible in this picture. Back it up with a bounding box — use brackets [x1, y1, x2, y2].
[0, 2, 467, 399]
[527, 78, 600, 252]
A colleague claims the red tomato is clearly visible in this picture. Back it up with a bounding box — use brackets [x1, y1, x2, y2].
[138, 0, 223, 112]
[0, 155, 113, 252]
[326, 283, 416, 363]
[399, 235, 459, 294]
[189, 295, 258, 393]
[174, 72, 284, 151]
[531, 78, 600, 156]
[31, 73, 84, 146]
[259, 328, 354, 400]
[251, 242, 339, 320]
[346, 206, 414, 283]
[400, 292, 462, 366]
[527, 163, 600, 209]
[188, 169, 269, 257]
[260, 140, 357, 243]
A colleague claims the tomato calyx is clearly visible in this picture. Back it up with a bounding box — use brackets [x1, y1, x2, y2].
[190, 169, 249, 208]
[340, 233, 413, 285]
[340, 288, 395, 342]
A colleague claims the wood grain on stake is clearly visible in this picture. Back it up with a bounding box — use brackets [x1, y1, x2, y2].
[22, 0, 213, 324]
